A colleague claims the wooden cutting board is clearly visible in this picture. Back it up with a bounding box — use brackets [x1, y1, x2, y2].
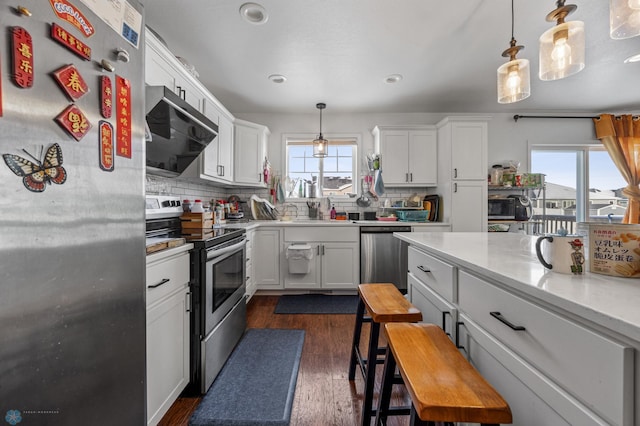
[146, 237, 186, 254]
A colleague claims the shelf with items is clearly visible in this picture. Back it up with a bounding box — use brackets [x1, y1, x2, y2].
[487, 183, 546, 235]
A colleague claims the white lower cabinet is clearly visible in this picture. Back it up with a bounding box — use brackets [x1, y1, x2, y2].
[450, 180, 486, 232]
[254, 228, 282, 289]
[146, 249, 191, 426]
[283, 227, 359, 290]
[407, 273, 456, 341]
[245, 228, 256, 300]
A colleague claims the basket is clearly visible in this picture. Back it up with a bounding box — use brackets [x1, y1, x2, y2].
[396, 210, 430, 222]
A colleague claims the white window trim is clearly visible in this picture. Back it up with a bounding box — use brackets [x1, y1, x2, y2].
[282, 132, 361, 199]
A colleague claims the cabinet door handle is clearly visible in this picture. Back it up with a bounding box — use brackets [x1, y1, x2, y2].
[455, 321, 467, 354]
[405, 172, 409, 182]
[454, 168, 458, 178]
[258, 173, 262, 182]
[409, 172, 413, 182]
[321, 245, 325, 255]
[454, 182, 458, 193]
[490, 311, 526, 331]
[186, 291, 191, 312]
[148, 278, 170, 289]
[417, 265, 430, 273]
[317, 246, 320, 255]
[442, 311, 452, 337]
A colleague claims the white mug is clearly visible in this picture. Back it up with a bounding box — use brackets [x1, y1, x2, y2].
[535, 235, 585, 274]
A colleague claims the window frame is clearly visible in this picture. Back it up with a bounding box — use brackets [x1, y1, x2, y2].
[528, 142, 621, 222]
[283, 133, 360, 199]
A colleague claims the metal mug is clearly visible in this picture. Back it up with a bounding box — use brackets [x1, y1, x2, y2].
[535, 235, 585, 274]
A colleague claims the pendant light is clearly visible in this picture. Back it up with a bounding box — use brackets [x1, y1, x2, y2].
[610, 0, 640, 39]
[313, 103, 328, 158]
[539, 0, 585, 81]
[497, 0, 531, 104]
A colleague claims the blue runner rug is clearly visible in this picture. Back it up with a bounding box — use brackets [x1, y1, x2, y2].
[274, 294, 359, 314]
[189, 328, 305, 426]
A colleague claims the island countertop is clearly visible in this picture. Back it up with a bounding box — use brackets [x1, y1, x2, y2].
[394, 232, 640, 343]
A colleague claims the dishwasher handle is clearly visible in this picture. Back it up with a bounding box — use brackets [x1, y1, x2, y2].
[360, 226, 412, 233]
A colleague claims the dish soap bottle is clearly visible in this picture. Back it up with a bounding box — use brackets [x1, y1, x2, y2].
[330, 205, 336, 220]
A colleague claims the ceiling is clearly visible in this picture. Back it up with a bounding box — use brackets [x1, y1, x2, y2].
[144, 0, 640, 114]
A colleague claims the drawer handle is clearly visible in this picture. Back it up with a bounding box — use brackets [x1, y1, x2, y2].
[490, 311, 526, 331]
[442, 311, 452, 337]
[417, 265, 431, 273]
[186, 292, 191, 313]
[148, 278, 170, 289]
[455, 321, 466, 354]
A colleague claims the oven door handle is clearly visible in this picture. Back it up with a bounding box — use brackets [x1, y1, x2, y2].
[206, 238, 247, 261]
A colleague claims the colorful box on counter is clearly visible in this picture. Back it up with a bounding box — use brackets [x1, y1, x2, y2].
[576, 223, 640, 278]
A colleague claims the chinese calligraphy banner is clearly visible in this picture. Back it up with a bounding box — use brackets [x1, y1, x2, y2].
[11, 27, 34, 88]
[115, 76, 131, 158]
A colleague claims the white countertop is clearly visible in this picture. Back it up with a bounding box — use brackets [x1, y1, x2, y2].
[395, 232, 640, 343]
[226, 220, 449, 228]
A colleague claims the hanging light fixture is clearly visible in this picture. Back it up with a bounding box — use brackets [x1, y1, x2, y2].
[497, 0, 531, 104]
[313, 103, 328, 158]
[610, 0, 640, 39]
[539, 0, 585, 81]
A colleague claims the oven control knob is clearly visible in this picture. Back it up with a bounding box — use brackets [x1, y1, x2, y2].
[161, 200, 171, 207]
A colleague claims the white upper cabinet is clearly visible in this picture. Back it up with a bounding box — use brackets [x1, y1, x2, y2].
[373, 125, 437, 186]
[234, 119, 269, 187]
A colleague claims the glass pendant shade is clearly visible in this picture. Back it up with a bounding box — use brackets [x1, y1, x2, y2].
[497, 58, 531, 104]
[610, 0, 640, 39]
[539, 21, 585, 80]
[313, 136, 328, 157]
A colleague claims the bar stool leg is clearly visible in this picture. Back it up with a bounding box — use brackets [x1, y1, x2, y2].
[348, 298, 366, 380]
[374, 343, 397, 426]
[361, 321, 380, 426]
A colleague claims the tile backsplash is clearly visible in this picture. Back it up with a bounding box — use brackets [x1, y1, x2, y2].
[146, 175, 437, 219]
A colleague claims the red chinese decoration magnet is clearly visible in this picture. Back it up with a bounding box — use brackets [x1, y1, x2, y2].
[50, 23, 91, 60]
[11, 27, 34, 88]
[52, 64, 89, 101]
[99, 121, 114, 171]
[55, 104, 91, 141]
[116, 76, 132, 158]
[101, 76, 112, 119]
[49, 0, 94, 38]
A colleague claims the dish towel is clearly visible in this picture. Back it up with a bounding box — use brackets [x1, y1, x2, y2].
[374, 169, 385, 195]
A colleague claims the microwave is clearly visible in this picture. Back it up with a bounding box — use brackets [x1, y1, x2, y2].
[488, 195, 532, 221]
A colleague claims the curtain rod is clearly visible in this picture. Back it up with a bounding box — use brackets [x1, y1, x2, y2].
[513, 114, 598, 122]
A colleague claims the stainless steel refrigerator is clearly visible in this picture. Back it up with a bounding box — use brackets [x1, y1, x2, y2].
[0, 2, 146, 424]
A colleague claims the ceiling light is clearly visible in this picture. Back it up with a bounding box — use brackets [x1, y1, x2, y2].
[610, 0, 640, 39]
[239, 3, 268, 25]
[539, 0, 585, 81]
[384, 74, 403, 84]
[313, 103, 328, 158]
[268, 74, 287, 84]
[497, 0, 531, 104]
[624, 53, 640, 63]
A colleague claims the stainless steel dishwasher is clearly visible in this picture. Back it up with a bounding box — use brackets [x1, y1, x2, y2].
[360, 226, 411, 293]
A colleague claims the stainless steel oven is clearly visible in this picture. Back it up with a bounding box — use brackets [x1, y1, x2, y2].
[190, 228, 247, 393]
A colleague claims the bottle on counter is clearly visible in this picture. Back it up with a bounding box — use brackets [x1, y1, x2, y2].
[182, 199, 191, 212]
[191, 199, 204, 213]
[330, 205, 336, 220]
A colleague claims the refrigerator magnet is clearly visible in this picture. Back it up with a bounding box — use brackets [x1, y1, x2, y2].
[55, 104, 92, 141]
[115, 76, 132, 158]
[50, 23, 91, 60]
[48, 0, 95, 38]
[100, 76, 112, 119]
[11, 27, 34, 88]
[3, 143, 67, 193]
[99, 121, 114, 171]
[52, 64, 89, 101]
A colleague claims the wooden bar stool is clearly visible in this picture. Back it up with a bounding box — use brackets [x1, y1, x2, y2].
[348, 283, 423, 426]
[375, 323, 512, 426]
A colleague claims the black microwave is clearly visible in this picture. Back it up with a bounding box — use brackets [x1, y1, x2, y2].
[488, 195, 532, 221]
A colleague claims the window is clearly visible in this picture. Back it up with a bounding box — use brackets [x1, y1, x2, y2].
[530, 145, 626, 232]
[285, 135, 358, 198]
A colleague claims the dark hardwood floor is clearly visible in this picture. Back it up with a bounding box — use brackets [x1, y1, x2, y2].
[159, 295, 411, 426]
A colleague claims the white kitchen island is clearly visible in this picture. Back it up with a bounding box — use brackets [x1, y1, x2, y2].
[394, 232, 638, 426]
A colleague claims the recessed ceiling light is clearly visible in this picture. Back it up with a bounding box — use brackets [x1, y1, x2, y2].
[624, 53, 640, 64]
[268, 74, 287, 84]
[239, 3, 268, 25]
[384, 74, 403, 84]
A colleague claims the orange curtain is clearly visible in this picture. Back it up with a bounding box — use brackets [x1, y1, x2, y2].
[593, 114, 640, 223]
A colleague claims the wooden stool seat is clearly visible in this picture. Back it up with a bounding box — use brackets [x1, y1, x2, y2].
[377, 323, 512, 425]
[348, 283, 423, 426]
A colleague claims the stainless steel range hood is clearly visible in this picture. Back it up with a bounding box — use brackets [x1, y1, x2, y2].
[145, 85, 218, 177]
